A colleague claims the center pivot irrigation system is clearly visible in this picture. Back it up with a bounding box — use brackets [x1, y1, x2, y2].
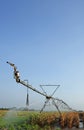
[7, 61, 73, 115]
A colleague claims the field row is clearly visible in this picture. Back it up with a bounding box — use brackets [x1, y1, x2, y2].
[0, 110, 84, 129]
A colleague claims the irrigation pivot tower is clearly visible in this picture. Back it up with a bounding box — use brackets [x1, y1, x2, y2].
[7, 61, 73, 115]
[40, 84, 60, 112]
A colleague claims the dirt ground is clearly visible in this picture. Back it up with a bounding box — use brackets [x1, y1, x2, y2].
[62, 128, 84, 130]
[53, 127, 84, 130]
[62, 129, 84, 130]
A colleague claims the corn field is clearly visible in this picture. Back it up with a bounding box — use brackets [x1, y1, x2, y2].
[0, 110, 84, 129]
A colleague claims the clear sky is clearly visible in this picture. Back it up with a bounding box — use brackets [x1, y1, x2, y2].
[0, 0, 84, 111]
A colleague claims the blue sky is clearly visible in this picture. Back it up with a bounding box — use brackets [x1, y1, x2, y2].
[0, 0, 84, 111]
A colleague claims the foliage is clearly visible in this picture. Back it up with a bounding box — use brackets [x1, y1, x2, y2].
[0, 110, 61, 130]
[60, 112, 79, 128]
[0, 110, 83, 129]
